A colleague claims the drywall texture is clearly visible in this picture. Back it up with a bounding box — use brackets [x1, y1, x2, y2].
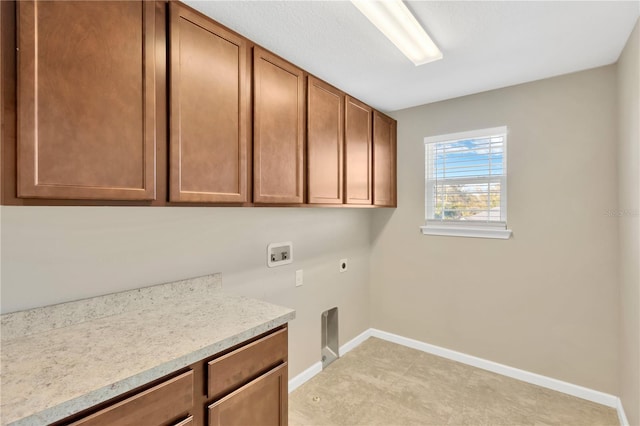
[0, 206, 371, 377]
[370, 66, 619, 394]
[617, 18, 640, 426]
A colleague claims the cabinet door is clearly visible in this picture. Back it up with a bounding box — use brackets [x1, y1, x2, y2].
[169, 4, 249, 203]
[344, 97, 372, 205]
[17, 1, 156, 200]
[208, 363, 287, 426]
[253, 48, 304, 204]
[307, 76, 344, 204]
[373, 111, 397, 207]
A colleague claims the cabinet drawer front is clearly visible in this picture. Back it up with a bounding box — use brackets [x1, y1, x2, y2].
[173, 416, 194, 426]
[69, 371, 193, 426]
[208, 363, 287, 426]
[208, 328, 287, 399]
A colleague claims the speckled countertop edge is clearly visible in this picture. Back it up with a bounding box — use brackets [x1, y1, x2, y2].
[0, 275, 295, 426]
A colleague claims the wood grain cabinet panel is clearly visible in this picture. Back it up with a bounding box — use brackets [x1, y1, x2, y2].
[208, 363, 288, 426]
[169, 3, 250, 203]
[307, 76, 344, 204]
[253, 48, 304, 204]
[17, 0, 156, 200]
[344, 96, 372, 205]
[208, 327, 287, 400]
[69, 371, 193, 426]
[173, 416, 194, 426]
[373, 111, 397, 207]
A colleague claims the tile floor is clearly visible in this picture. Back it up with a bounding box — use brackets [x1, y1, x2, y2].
[288, 338, 619, 426]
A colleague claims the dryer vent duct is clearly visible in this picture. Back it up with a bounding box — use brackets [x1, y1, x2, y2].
[321, 307, 339, 369]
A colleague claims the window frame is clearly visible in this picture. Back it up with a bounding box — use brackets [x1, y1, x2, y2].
[421, 126, 512, 239]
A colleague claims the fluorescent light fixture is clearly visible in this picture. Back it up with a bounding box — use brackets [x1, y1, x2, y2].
[352, 0, 442, 66]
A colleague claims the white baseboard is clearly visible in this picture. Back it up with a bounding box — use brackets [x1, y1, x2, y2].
[287, 329, 372, 393]
[617, 397, 629, 426]
[288, 361, 321, 393]
[339, 328, 373, 356]
[289, 327, 624, 423]
[369, 328, 619, 408]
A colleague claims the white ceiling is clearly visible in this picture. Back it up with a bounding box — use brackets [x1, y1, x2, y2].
[183, 1, 640, 112]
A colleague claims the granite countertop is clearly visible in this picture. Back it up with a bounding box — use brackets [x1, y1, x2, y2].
[0, 274, 296, 426]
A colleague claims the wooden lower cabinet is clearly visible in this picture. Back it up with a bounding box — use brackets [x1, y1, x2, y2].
[69, 371, 193, 426]
[208, 363, 288, 426]
[57, 326, 288, 426]
[207, 327, 288, 426]
[207, 327, 287, 400]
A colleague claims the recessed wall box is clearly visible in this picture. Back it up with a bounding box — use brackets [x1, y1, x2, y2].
[321, 307, 339, 369]
[267, 242, 293, 267]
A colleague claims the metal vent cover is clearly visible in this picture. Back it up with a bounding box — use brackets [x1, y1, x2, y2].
[321, 307, 339, 369]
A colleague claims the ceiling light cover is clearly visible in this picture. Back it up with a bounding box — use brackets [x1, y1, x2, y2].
[352, 0, 442, 66]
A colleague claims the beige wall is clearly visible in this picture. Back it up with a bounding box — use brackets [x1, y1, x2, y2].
[0, 206, 372, 377]
[370, 66, 620, 394]
[0, 36, 633, 408]
[617, 19, 640, 426]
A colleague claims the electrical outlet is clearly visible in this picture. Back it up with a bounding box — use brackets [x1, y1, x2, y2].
[339, 258, 348, 272]
[267, 242, 293, 267]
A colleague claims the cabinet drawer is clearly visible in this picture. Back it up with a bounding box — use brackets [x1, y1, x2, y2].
[208, 363, 287, 426]
[173, 416, 194, 426]
[208, 328, 287, 399]
[69, 371, 193, 426]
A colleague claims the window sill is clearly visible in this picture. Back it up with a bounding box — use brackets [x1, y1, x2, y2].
[420, 225, 512, 239]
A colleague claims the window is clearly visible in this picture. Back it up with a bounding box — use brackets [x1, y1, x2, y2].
[422, 126, 512, 239]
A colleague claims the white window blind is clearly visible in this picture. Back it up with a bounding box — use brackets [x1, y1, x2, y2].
[422, 126, 511, 239]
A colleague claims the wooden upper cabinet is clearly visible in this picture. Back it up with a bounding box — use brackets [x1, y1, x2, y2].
[373, 111, 397, 207]
[253, 48, 304, 204]
[169, 3, 250, 203]
[307, 76, 344, 204]
[16, 1, 156, 200]
[344, 96, 372, 205]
